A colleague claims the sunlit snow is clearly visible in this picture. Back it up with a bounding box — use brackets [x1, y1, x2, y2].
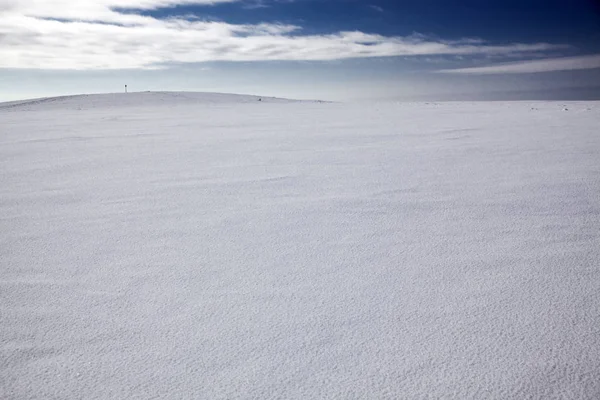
[1, 92, 599, 399]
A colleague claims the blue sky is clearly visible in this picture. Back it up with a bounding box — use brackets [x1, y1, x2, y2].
[1, 0, 600, 101]
[141, 0, 600, 44]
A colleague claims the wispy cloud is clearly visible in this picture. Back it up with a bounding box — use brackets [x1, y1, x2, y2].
[370, 5, 384, 13]
[437, 54, 600, 74]
[0, 0, 568, 70]
[242, 0, 270, 10]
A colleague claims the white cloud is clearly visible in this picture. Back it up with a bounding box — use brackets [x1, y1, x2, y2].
[370, 5, 384, 13]
[437, 54, 600, 74]
[0, 0, 568, 69]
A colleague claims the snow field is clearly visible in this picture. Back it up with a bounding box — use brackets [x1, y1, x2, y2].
[1, 94, 599, 399]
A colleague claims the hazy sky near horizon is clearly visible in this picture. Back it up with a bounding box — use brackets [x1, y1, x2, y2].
[1, 0, 600, 101]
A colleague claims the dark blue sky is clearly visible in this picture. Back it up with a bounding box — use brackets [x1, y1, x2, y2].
[135, 0, 600, 48]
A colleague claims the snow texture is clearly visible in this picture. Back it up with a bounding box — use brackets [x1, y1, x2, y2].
[1, 93, 599, 399]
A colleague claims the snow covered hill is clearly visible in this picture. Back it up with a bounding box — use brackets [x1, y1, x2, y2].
[1, 95, 599, 399]
[0, 91, 305, 112]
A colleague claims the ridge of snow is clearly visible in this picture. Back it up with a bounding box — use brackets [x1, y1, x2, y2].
[0, 91, 308, 111]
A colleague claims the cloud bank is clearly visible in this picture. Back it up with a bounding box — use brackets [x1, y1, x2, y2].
[0, 0, 568, 69]
[438, 54, 600, 74]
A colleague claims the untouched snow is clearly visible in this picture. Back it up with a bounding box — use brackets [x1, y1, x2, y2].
[0, 91, 305, 112]
[1, 93, 599, 399]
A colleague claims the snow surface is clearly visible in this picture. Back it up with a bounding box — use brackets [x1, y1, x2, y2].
[0, 92, 304, 112]
[1, 93, 599, 399]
